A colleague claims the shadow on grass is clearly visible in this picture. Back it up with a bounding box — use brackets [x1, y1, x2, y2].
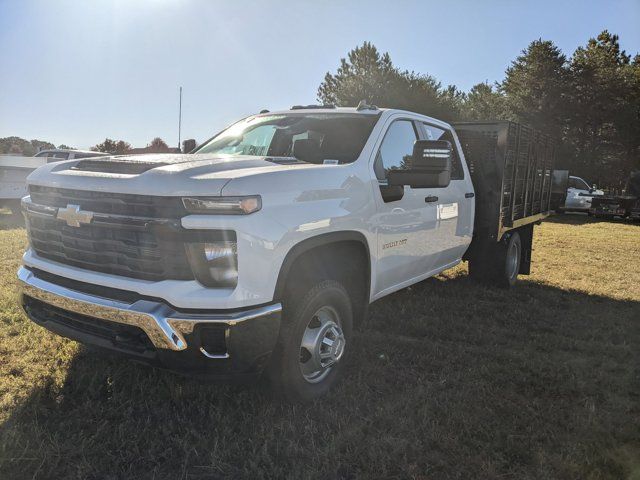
[1, 274, 639, 479]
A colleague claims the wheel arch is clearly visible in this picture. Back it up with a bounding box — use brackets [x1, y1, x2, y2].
[273, 231, 372, 322]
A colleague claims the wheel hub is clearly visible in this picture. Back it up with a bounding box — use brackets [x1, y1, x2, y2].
[507, 237, 520, 280]
[299, 306, 345, 383]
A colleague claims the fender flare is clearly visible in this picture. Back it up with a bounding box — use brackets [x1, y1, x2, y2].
[273, 230, 372, 301]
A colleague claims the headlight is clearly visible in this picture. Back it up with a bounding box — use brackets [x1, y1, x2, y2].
[182, 196, 261, 215]
[185, 233, 238, 288]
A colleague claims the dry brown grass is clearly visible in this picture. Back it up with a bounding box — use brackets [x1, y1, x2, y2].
[0, 213, 638, 479]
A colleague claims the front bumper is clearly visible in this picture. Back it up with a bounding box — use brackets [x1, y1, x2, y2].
[18, 267, 282, 376]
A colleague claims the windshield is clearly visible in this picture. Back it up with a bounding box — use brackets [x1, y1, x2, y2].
[194, 113, 379, 163]
[570, 177, 590, 190]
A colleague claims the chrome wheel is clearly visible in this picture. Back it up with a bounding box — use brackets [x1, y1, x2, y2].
[299, 305, 346, 384]
[506, 235, 520, 280]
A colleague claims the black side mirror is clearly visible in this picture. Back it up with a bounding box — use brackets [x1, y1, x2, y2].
[387, 140, 452, 188]
[182, 139, 197, 153]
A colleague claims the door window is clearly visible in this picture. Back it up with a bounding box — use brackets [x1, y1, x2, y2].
[375, 120, 417, 180]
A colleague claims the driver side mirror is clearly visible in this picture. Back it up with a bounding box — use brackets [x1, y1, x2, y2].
[387, 140, 452, 188]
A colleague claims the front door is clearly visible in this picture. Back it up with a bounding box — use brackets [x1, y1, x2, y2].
[371, 118, 442, 296]
[564, 176, 591, 210]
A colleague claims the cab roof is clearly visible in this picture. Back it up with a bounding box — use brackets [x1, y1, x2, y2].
[262, 106, 384, 116]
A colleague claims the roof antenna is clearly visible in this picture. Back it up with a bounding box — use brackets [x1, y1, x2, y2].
[356, 100, 378, 111]
[177, 86, 182, 151]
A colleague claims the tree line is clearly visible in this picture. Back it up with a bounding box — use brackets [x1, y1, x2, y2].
[318, 31, 639, 187]
[0, 137, 59, 157]
[90, 137, 173, 154]
[0, 136, 173, 156]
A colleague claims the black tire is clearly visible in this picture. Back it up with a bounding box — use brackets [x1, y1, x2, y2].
[468, 231, 522, 288]
[268, 280, 353, 402]
[499, 231, 522, 288]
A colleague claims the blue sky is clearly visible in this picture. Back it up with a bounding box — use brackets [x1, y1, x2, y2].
[1, 0, 639, 150]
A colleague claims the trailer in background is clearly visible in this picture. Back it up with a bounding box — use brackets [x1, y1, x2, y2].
[590, 171, 640, 220]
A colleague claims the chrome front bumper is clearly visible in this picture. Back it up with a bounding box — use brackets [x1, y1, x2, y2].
[18, 267, 282, 372]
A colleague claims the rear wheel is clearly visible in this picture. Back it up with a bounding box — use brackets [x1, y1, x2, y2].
[469, 231, 522, 288]
[502, 232, 522, 287]
[268, 280, 353, 401]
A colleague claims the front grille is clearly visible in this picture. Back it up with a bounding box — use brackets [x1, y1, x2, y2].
[24, 296, 155, 355]
[29, 185, 187, 218]
[27, 214, 193, 281]
[26, 186, 195, 281]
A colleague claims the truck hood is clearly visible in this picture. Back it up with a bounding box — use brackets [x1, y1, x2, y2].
[26, 153, 317, 197]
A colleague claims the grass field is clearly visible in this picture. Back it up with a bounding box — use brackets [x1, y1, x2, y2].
[0, 214, 638, 479]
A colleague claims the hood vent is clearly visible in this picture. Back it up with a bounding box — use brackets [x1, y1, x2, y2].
[71, 159, 168, 174]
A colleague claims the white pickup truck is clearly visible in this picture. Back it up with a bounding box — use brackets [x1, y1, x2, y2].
[18, 106, 555, 400]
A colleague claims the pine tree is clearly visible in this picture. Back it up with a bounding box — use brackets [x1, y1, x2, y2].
[501, 39, 570, 136]
[317, 42, 463, 121]
[462, 83, 506, 120]
[568, 31, 637, 185]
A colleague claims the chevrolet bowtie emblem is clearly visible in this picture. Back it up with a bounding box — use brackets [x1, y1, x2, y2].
[56, 204, 94, 227]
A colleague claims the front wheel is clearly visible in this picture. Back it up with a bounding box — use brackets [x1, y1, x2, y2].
[268, 280, 353, 401]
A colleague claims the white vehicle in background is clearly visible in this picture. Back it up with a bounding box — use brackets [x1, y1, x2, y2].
[0, 150, 108, 214]
[34, 149, 110, 162]
[559, 175, 604, 214]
